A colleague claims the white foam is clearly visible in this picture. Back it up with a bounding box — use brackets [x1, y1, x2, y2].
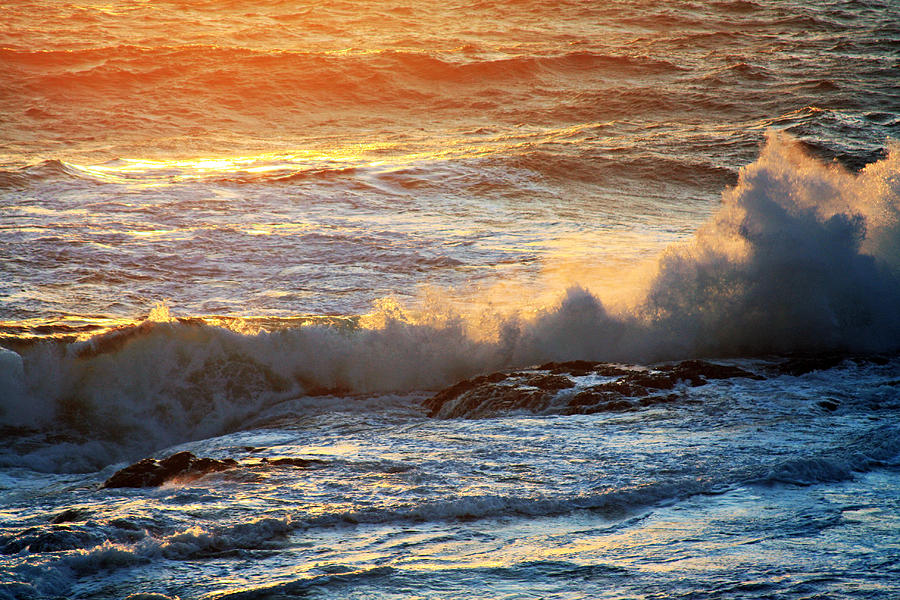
[637, 132, 900, 358]
[2, 132, 899, 470]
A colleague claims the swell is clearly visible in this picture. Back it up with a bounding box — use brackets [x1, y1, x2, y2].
[0, 159, 86, 189]
[0, 142, 735, 191]
[5, 45, 682, 107]
[506, 149, 738, 189]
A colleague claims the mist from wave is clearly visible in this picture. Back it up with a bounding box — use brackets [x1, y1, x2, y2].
[2, 132, 899, 470]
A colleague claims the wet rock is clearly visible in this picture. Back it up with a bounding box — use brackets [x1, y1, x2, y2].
[1, 526, 103, 554]
[774, 353, 894, 377]
[1, 535, 31, 555]
[425, 359, 763, 419]
[425, 367, 590, 418]
[422, 372, 510, 417]
[259, 457, 327, 468]
[666, 359, 764, 383]
[568, 388, 627, 408]
[109, 518, 144, 531]
[51, 508, 91, 523]
[101, 451, 238, 489]
[775, 355, 848, 376]
[537, 361, 629, 377]
[639, 393, 681, 407]
[818, 399, 840, 412]
[523, 374, 575, 392]
[27, 528, 104, 553]
[565, 390, 635, 414]
[428, 383, 552, 419]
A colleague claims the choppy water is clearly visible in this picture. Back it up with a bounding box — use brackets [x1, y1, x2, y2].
[2, 1, 899, 598]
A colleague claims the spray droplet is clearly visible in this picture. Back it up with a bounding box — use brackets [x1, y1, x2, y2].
[147, 300, 174, 323]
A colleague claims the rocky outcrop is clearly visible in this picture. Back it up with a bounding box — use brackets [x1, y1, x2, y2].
[424, 359, 763, 419]
[101, 452, 330, 489]
[258, 457, 328, 468]
[771, 353, 890, 377]
[51, 508, 92, 523]
[101, 452, 238, 488]
[1, 525, 104, 555]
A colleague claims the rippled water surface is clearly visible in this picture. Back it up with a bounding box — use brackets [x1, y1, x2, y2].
[2, 1, 899, 598]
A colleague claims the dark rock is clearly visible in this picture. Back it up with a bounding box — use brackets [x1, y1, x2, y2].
[565, 388, 680, 415]
[594, 365, 638, 377]
[863, 354, 891, 366]
[593, 378, 652, 396]
[621, 370, 681, 390]
[422, 372, 510, 416]
[1, 532, 33, 555]
[568, 388, 625, 408]
[426, 363, 643, 418]
[109, 518, 144, 531]
[538, 361, 634, 377]
[666, 359, 763, 383]
[776, 355, 847, 376]
[818, 399, 840, 412]
[259, 457, 327, 468]
[431, 384, 551, 419]
[639, 393, 681, 407]
[27, 528, 104, 553]
[565, 397, 635, 415]
[776, 353, 896, 376]
[537, 361, 630, 377]
[2, 526, 103, 554]
[101, 451, 238, 489]
[51, 508, 91, 523]
[424, 358, 764, 419]
[523, 374, 575, 392]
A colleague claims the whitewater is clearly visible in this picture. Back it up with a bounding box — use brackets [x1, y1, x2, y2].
[2, 1, 899, 598]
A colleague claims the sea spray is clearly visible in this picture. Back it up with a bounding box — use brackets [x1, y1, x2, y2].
[2, 133, 899, 469]
[640, 131, 900, 357]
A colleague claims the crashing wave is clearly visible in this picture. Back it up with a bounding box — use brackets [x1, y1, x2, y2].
[2, 132, 899, 469]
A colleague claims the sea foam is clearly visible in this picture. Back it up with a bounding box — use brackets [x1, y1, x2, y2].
[1, 132, 899, 470]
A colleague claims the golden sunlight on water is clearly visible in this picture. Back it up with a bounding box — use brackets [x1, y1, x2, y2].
[3, 1, 900, 599]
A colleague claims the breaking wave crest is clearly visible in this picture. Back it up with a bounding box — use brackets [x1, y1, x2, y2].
[2, 132, 899, 468]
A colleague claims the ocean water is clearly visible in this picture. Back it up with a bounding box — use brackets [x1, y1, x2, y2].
[2, 1, 900, 598]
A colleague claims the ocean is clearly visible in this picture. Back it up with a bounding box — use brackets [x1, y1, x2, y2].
[2, 1, 899, 598]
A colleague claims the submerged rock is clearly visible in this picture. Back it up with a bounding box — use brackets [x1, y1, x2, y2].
[258, 457, 327, 468]
[425, 359, 762, 419]
[817, 399, 840, 412]
[51, 508, 91, 523]
[1, 525, 104, 554]
[100, 452, 330, 489]
[101, 452, 238, 489]
[667, 359, 764, 383]
[773, 353, 892, 377]
[538, 361, 631, 377]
